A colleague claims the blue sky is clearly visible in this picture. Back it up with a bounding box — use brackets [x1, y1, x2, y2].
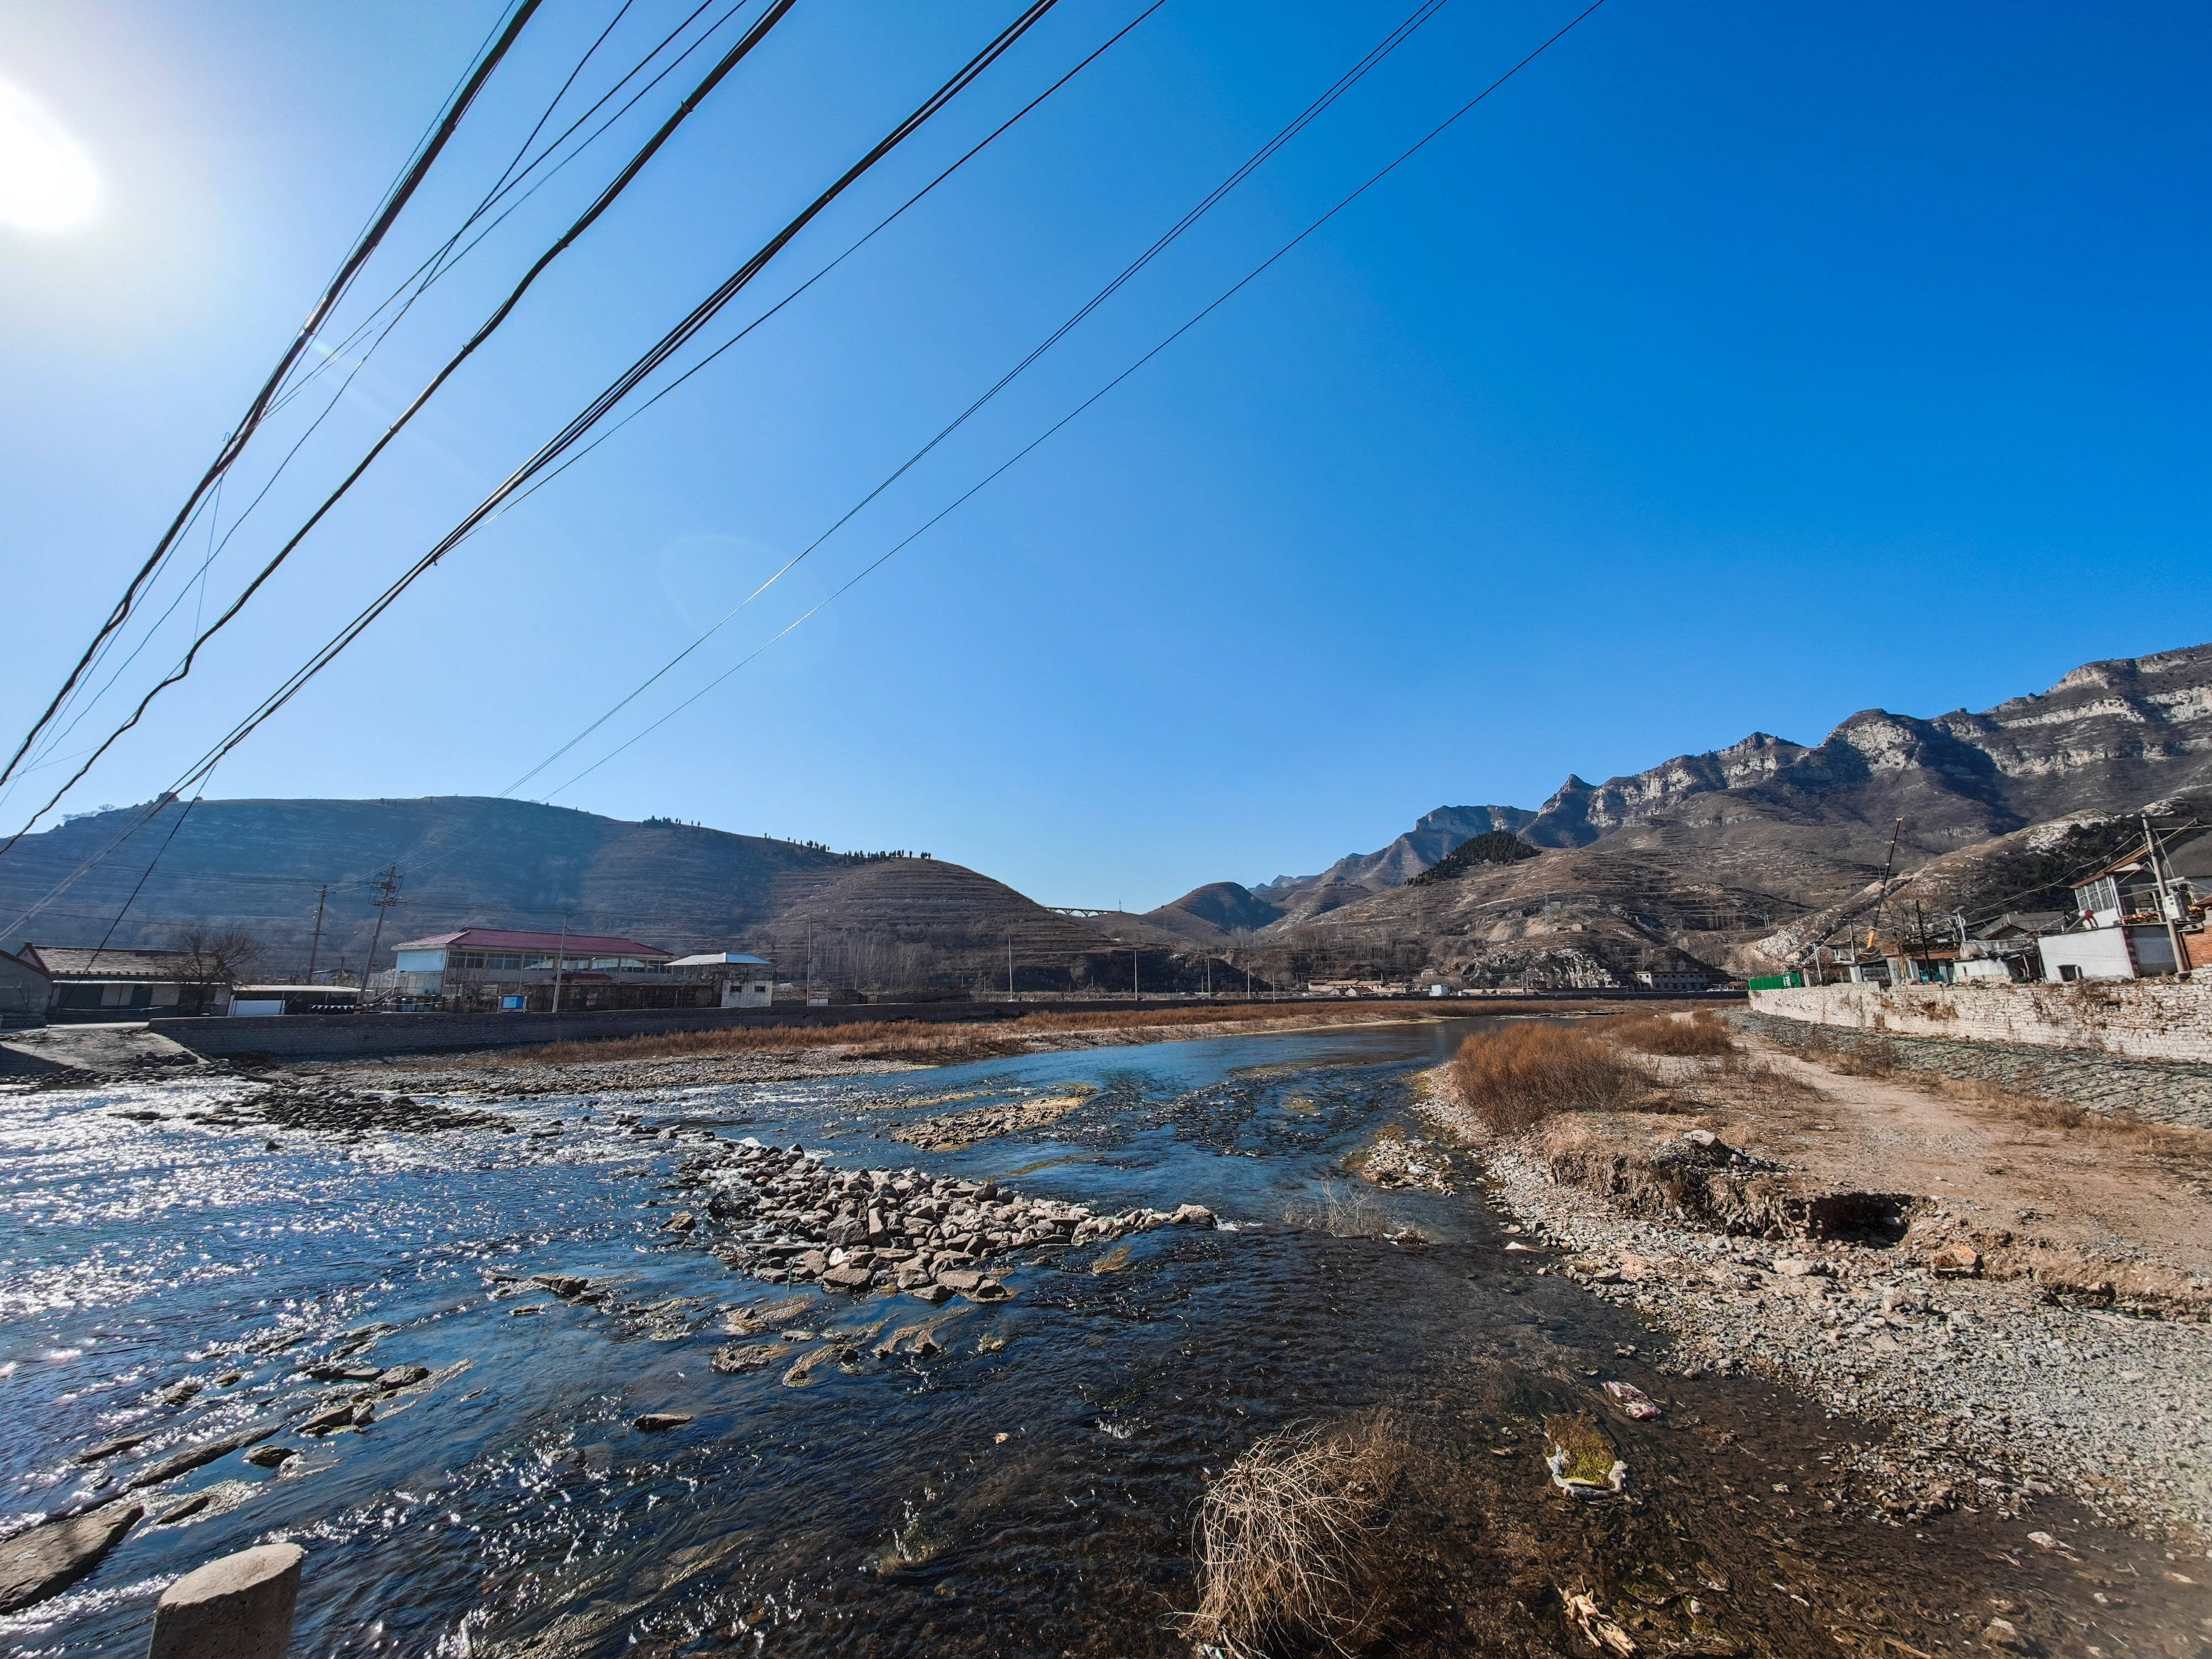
[1, 0, 2205, 908]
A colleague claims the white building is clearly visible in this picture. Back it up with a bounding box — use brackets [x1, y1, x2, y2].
[666, 952, 775, 1008]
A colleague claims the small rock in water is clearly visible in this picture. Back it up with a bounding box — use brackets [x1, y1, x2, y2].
[908, 1284, 952, 1305]
[242, 1446, 297, 1469]
[374, 1365, 430, 1389]
[160, 1382, 201, 1406]
[530, 1274, 592, 1299]
[634, 1412, 694, 1433]
[71, 1434, 152, 1464]
[711, 1344, 782, 1374]
[667, 1211, 697, 1232]
[820, 1265, 872, 1291]
[152, 1494, 209, 1526]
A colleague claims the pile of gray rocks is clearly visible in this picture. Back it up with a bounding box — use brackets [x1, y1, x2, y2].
[676, 1139, 1213, 1302]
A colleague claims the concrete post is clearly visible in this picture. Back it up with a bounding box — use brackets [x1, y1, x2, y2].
[148, 1543, 302, 1659]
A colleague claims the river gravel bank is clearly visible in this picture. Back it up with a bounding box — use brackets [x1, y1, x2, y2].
[1423, 1077, 2212, 1548]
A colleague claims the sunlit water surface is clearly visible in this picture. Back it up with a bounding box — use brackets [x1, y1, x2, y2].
[0, 1019, 2181, 1657]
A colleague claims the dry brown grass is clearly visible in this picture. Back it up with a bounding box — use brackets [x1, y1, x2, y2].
[418, 1002, 1430, 1072]
[1608, 1008, 1738, 1057]
[1448, 1022, 1648, 1133]
[1183, 1415, 1406, 1659]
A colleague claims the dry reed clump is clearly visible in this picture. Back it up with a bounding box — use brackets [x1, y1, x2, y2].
[1282, 1180, 1389, 1239]
[1607, 1008, 1738, 1057]
[1183, 1415, 1406, 1659]
[1448, 1022, 1648, 1134]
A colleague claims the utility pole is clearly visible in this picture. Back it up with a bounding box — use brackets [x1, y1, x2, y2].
[1131, 946, 1139, 1003]
[358, 864, 402, 1011]
[1007, 931, 1014, 1000]
[551, 912, 570, 1013]
[1864, 816, 1906, 983]
[305, 884, 328, 983]
[2143, 814, 2190, 979]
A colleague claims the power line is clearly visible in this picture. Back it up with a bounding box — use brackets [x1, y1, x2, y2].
[0, 0, 802, 849]
[546, 0, 1612, 795]
[505, 0, 1450, 796]
[51, 1, 1070, 858]
[4, 2, 744, 807]
[0, 0, 547, 796]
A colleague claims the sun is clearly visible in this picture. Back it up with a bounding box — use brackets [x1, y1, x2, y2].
[0, 76, 102, 234]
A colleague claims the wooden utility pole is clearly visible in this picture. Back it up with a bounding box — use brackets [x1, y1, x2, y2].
[1131, 946, 1139, 1003]
[305, 885, 328, 983]
[551, 912, 570, 1013]
[358, 864, 402, 1010]
[2143, 815, 2190, 979]
[1007, 931, 1015, 1000]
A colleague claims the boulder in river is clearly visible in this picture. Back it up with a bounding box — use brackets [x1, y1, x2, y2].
[71, 1433, 152, 1464]
[126, 1427, 277, 1490]
[634, 1412, 694, 1432]
[0, 1502, 143, 1613]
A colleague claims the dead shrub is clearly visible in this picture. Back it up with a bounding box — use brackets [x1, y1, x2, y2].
[1608, 1009, 1738, 1057]
[1283, 1180, 1389, 1239]
[1183, 1415, 1406, 1659]
[1449, 1023, 1647, 1134]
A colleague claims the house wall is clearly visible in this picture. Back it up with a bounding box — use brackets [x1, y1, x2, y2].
[2038, 927, 2138, 982]
[0, 954, 48, 1025]
[1748, 979, 2212, 1065]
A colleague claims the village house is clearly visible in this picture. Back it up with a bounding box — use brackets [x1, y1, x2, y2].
[378, 929, 775, 1011]
[13, 943, 238, 1020]
[2036, 850, 2204, 983]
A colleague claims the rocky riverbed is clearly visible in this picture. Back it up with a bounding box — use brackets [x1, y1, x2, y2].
[658, 1135, 1214, 1302]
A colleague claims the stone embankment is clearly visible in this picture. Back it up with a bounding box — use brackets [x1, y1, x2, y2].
[1428, 1099, 2212, 1540]
[1751, 979, 2212, 1067]
[661, 1138, 1213, 1305]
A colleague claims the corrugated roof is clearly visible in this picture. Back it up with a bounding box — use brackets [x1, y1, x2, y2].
[389, 928, 670, 956]
[19, 944, 205, 978]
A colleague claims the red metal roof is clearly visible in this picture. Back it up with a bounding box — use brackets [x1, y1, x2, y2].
[390, 928, 670, 957]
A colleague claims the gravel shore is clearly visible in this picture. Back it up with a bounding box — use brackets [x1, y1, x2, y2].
[1421, 1039, 2212, 1548]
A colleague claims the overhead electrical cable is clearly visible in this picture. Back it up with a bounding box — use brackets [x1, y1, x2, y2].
[0, 0, 1067, 886]
[505, 0, 1458, 794]
[265, 0, 741, 424]
[11, 1, 717, 800]
[544, 0, 1612, 795]
[0, 0, 547, 795]
[0, 0, 805, 849]
[15, 3, 749, 797]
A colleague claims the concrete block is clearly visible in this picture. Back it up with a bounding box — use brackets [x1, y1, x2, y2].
[148, 1543, 302, 1659]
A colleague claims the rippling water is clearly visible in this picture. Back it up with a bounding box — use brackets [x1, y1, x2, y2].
[0, 1019, 2186, 1657]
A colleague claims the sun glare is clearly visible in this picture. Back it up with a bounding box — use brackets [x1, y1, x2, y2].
[0, 76, 102, 233]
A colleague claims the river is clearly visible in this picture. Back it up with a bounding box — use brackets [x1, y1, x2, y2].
[0, 1017, 2180, 1656]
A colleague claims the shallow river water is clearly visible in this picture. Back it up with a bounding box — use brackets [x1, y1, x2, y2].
[1, 1019, 2193, 1657]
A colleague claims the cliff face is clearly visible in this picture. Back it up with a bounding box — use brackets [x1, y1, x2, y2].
[1522, 733, 1809, 847]
[1234, 805, 1536, 930]
[1194, 644, 2212, 985]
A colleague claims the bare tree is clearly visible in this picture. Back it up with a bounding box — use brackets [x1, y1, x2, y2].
[168, 926, 264, 1011]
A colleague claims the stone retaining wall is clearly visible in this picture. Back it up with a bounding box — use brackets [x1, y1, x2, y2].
[1747, 979, 2212, 1065]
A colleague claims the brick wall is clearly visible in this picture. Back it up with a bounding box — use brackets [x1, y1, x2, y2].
[1747, 980, 2212, 1065]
